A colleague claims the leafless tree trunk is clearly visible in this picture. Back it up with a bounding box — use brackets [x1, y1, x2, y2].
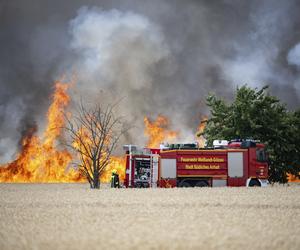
[64, 100, 128, 189]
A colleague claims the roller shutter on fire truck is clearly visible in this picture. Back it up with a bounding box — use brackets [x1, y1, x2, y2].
[151, 155, 159, 187]
[160, 159, 176, 178]
[228, 152, 244, 178]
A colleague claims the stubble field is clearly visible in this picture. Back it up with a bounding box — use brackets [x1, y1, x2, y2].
[0, 184, 299, 250]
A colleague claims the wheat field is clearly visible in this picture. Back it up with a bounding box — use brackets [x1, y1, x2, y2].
[0, 184, 299, 250]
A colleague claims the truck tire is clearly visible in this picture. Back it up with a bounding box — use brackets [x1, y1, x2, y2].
[249, 179, 261, 187]
[178, 180, 191, 188]
[195, 180, 209, 187]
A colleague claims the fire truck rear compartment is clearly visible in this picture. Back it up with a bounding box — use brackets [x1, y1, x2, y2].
[134, 158, 151, 188]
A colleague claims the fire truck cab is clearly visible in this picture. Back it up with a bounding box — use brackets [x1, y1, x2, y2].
[123, 140, 269, 188]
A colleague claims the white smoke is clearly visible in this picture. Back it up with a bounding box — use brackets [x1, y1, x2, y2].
[0, 98, 26, 164]
[69, 7, 170, 91]
[287, 43, 300, 67]
[223, 1, 289, 89]
[287, 43, 300, 98]
[68, 7, 175, 146]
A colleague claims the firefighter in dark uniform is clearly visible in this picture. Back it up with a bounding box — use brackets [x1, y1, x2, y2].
[111, 169, 120, 188]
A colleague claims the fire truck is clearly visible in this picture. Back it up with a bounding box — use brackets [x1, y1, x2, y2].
[123, 139, 269, 188]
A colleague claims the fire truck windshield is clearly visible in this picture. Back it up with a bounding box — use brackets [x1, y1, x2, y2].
[256, 148, 267, 162]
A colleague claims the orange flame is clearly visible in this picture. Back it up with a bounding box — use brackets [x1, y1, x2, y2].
[144, 115, 179, 148]
[196, 116, 207, 148]
[101, 156, 126, 183]
[72, 122, 126, 183]
[0, 84, 182, 184]
[0, 80, 127, 184]
[0, 81, 82, 182]
[287, 174, 300, 183]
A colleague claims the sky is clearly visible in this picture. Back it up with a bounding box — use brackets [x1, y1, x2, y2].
[1, 0, 300, 162]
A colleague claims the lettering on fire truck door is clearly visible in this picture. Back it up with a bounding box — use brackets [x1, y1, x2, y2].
[228, 152, 243, 177]
[160, 159, 176, 178]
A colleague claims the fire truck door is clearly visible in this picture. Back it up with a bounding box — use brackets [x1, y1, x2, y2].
[228, 152, 243, 178]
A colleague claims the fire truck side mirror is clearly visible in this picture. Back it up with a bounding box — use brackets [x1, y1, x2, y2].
[265, 152, 269, 161]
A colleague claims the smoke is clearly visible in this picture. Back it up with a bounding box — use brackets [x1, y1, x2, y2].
[1, 0, 300, 162]
[68, 7, 175, 145]
[69, 7, 171, 91]
[287, 42, 300, 98]
[288, 44, 300, 67]
[223, 1, 300, 91]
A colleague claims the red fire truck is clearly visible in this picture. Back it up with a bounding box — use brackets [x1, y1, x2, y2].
[123, 140, 269, 188]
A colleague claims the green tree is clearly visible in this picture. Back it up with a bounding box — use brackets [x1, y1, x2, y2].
[201, 85, 300, 183]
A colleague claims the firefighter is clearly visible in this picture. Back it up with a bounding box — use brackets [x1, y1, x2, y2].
[111, 169, 120, 188]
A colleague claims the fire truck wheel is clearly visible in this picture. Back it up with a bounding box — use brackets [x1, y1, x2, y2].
[249, 179, 261, 187]
[178, 180, 191, 188]
[195, 180, 209, 187]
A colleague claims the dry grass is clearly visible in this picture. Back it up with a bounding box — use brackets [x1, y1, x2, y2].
[0, 184, 299, 250]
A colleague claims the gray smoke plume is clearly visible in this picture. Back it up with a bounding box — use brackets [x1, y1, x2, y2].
[68, 7, 176, 145]
[1, 0, 300, 163]
[288, 44, 300, 67]
[69, 7, 171, 96]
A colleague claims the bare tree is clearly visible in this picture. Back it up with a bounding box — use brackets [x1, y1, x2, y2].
[64, 100, 128, 189]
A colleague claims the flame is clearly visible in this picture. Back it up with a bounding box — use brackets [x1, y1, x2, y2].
[196, 116, 207, 148]
[144, 115, 179, 148]
[287, 174, 300, 183]
[0, 80, 126, 184]
[101, 156, 126, 183]
[72, 124, 126, 183]
[0, 81, 83, 182]
[0, 85, 181, 184]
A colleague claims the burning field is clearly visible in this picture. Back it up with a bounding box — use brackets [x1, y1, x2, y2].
[0, 81, 126, 183]
[0, 79, 193, 185]
[1, 2, 300, 248]
[1, 1, 300, 186]
[0, 184, 299, 250]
